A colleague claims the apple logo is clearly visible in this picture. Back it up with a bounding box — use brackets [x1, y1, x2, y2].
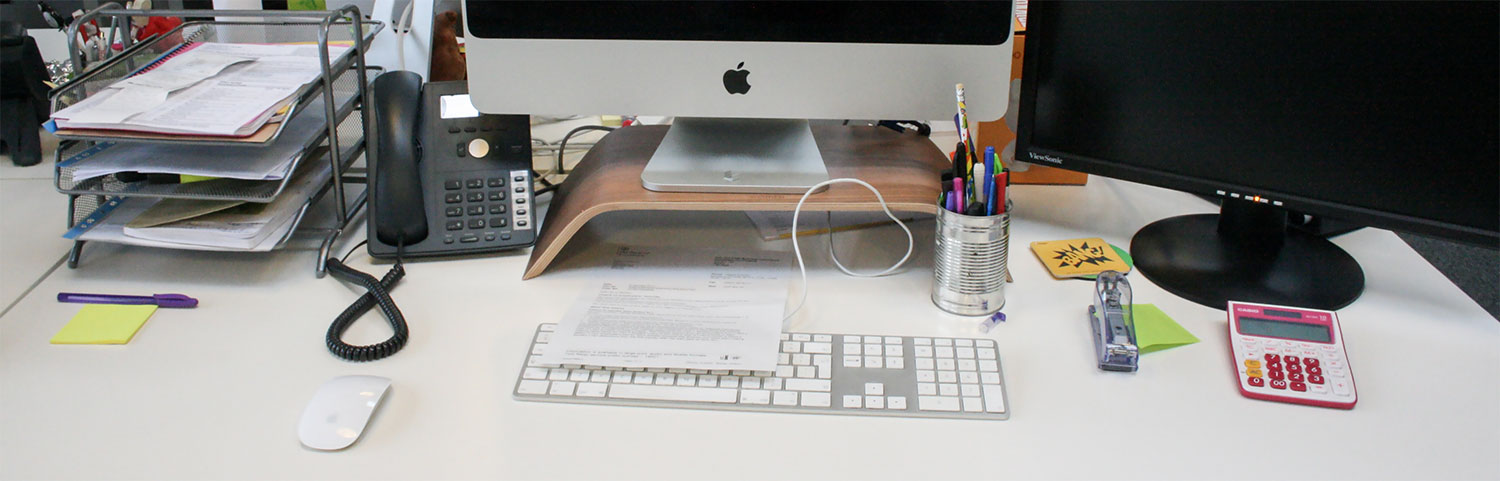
[723, 62, 751, 95]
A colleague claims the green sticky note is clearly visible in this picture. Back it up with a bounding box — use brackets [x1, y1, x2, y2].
[178, 175, 218, 184]
[50, 304, 158, 344]
[1132, 304, 1198, 354]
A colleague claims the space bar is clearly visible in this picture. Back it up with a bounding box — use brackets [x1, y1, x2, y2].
[607, 384, 739, 403]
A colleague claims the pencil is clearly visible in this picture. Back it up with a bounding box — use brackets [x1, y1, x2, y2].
[955, 83, 979, 179]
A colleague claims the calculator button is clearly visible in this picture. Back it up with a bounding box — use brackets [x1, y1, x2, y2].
[1290, 382, 1307, 392]
[1266, 361, 1282, 372]
[1284, 356, 1299, 365]
[1332, 380, 1353, 396]
[1245, 368, 1263, 378]
[444, 180, 461, 190]
[1270, 379, 1288, 390]
[1306, 365, 1322, 376]
[1247, 377, 1265, 388]
[445, 193, 462, 203]
[1286, 363, 1302, 374]
[1302, 349, 1318, 357]
[1328, 368, 1348, 378]
[1320, 345, 1338, 353]
[1239, 337, 1259, 346]
[1264, 354, 1281, 363]
[1288, 372, 1304, 383]
[1243, 360, 1261, 369]
[1310, 384, 1330, 395]
[1308, 374, 1325, 384]
[1268, 370, 1284, 381]
[1304, 358, 1320, 368]
[1281, 341, 1296, 349]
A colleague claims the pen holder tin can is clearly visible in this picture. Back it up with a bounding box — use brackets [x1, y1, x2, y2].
[931, 206, 1010, 316]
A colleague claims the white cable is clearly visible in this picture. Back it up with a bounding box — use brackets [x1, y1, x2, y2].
[394, 0, 415, 72]
[784, 178, 915, 322]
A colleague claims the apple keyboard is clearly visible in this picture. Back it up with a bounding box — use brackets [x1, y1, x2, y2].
[513, 324, 1010, 420]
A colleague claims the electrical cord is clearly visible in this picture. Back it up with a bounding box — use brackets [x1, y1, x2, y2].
[784, 178, 914, 322]
[322, 244, 410, 362]
[554, 125, 615, 175]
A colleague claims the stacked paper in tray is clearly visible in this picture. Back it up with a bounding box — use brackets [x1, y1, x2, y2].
[69, 159, 333, 251]
[50, 42, 349, 138]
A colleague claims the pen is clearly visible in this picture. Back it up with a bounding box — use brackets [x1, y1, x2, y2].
[57, 292, 198, 308]
[953, 143, 967, 184]
[996, 172, 1009, 214]
[954, 177, 965, 214]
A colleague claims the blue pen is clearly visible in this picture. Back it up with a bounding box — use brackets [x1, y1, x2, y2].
[58, 292, 198, 308]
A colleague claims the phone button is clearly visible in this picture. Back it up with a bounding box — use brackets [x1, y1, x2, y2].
[490, 217, 508, 228]
[488, 177, 505, 188]
[514, 186, 525, 193]
[466, 178, 484, 189]
[466, 206, 484, 216]
[444, 180, 461, 190]
[445, 207, 462, 217]
[446, 221, 463, 231]
[516, 198, 527, 205]
[445, 193, 462, 204]
[467, 192, 484, 202]
[489, 191, 506, 201]
[444, 235, 455, 244]
[468, 219, 486, 229]
[517, 209, 527, 216]
[468, 139, 491, 158]
[489, 204, 506, 214]
[460, 234, 479, 243]
[463, 126, 476, 133]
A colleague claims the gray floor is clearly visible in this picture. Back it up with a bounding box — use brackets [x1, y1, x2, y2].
[1399, 233, 1500, 321]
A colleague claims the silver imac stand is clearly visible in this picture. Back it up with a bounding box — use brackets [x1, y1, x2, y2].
[640, 118, 831, 193]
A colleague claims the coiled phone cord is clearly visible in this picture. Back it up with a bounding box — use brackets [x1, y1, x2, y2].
[322, 245, 410, 362]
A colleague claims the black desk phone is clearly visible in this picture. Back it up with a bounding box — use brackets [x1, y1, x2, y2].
[366, 71, 536, 258]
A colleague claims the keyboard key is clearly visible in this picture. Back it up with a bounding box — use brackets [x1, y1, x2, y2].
[783, 341, 802, 353]
[698, 376, 718, 388]
[938, 371, 957, 383]
[775, 366, 794, 378]
[865, 356, 883, 369]
[656, 374, 676, 386]
[765, 378, 783, 390]
[634, 373, 654, 385]
[940, 384, 959, 396]
[523, 368, 548, 380]
[957, 347, 976, 359]
[887, 357, 904, 369]
[742, 377, 761, 389]
[843, 395, 862, 408]
[843, 356, 862, 368]
[576, 383, 608, 397]
[936, 347, 955, 358]
[977, 348, 997, 360]
[961, 384, 981, 397]
[793, 354, 812, 365]
[887, 396, 907, 410]
[773, 391, 798, 406]
[917, 371, 935, 382]
[548, 369, 569, 381]
[937, 359, 956, 370]
[549, 381, 576, 396]
[517, 380, 549, 395]
[960, 372, 980, 384]
[785, 379, 832, 392]
[719, 377, 739, 389]
[796, 366, 816, 378]
[813, 335, 833, 342]
[801, 392, 831, 407]
[963, 397, 983, 412]
[919, 396, 961, 412]
[914, 338, 932, 345]
[935, 339, 953, 347]
[865, 396, 885, 409]
[608, 384, 739, 403]
[569, 370, 590, 382]
[864, 383, 885, 395]
[612, 372, 633, 383]
[917, 383, 937, 395]
[982, 373, 1001, 384]
[804, 342, 832, 354]
[984, 383, 1008, 410]
[914, 346, 933, 358]
[979, 360, 999, 372]
[916, 358, 934, 370]
[885, 345, 903, 357]
[843, 335, 861, 343]
[884, 336, 901, 345]
[591, 371, 611, 383]
[677, 374, 697, 387]
[792, 334, 811, 342]
[863, 345, 882, 356]
[958, 360, 978, 371]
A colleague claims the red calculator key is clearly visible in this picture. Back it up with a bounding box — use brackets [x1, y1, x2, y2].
[1264, 354, 1281, 363]
[1247, 377, 1265, 388]
[1308, 374, 1325, 384]
[1269, 370, 1285, 381]
[1284, 356, 1300, 365]
[1307, 365, 1322, 376]
[1266, 361, 1282, 372]
[1288, 372, 1305, 383]
[1304, 358, 1320, 368]
[1290, 382, 1307, 392]
[1270, 379, 1288, 390]
[1286, 363, 1302, 373]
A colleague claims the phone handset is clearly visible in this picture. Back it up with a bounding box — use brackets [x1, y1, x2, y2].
[369, 70, 429, 249]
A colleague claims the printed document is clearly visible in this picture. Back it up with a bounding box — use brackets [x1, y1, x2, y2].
[538, 246, 791, 372]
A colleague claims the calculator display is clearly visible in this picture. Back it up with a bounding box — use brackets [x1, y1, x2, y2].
[1238, 316, 1331, 342]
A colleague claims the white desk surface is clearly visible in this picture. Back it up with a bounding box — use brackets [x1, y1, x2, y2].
[2, 175, 1497, 480]
[0, 145, 74, 313]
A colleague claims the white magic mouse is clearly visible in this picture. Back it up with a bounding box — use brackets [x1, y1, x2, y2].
[297, 375, 392, 451]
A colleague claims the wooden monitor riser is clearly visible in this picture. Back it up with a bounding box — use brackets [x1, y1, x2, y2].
[523, 125, 949, 280]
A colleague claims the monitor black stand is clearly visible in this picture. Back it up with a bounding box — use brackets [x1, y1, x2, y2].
[1130, 198, 1365, 310]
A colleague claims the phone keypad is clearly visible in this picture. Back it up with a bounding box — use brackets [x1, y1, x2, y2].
[437, 171, 533, 245]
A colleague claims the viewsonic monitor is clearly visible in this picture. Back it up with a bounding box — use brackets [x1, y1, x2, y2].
[1017, 1, 1499, 310]
[462, 1, 1014, 193]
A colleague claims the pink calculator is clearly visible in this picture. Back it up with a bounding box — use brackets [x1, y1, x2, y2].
[1227, 301, 1356, 409]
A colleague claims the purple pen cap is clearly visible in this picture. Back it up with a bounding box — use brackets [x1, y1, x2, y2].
[153, 293, 199, 308]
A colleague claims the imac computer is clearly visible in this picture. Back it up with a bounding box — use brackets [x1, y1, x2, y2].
[461, 1, 1015, 193]
[1017, 2, 1499, 310]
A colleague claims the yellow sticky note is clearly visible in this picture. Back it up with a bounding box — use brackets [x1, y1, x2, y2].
[50, 304, 158, 344]
[1132, 304, 1199, 354]
[1030, 237, 1131, 278]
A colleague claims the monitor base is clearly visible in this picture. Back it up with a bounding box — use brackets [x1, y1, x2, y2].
[1130, 200, 1365, 310]
[641, 118, 831, 193]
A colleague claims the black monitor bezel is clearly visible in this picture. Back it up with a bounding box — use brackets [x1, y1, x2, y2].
[1013, 3, 1499, 248]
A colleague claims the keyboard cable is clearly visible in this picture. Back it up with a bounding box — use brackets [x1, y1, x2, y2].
[785, 178, 915, 322]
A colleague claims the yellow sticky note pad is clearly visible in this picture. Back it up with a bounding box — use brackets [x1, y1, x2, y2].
[1030, 237, 1131, 278]
[1132, 304, 1199, 354]
[50, 304, 158, 344]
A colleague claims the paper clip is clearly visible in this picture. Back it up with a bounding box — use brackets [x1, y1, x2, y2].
[1089, 271, 1138, 372]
